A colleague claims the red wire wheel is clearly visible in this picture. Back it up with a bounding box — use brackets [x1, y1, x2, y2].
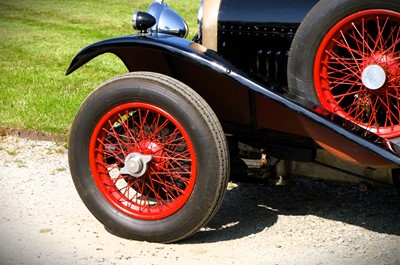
[89, 102, 196, 220]
[69, 73, 229, 242]
[314, 9, 400, 138]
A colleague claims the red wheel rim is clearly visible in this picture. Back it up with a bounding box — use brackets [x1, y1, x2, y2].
[314, 9, 400, 138]
[89, 102, 196, 220]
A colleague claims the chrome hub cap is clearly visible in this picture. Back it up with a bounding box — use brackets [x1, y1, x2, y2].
[120, 152, 152, 177]
[361, 64, 386, 90]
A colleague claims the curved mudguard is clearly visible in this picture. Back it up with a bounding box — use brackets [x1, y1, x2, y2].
[66, 33, 224, 75]
[66, 33, 400, 168]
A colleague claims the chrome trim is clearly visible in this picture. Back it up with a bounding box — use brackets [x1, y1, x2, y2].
[146, 1, 188, 38]
[132, 11, 156, 31]
[197, 0, 204, 24]
[196, 0, 204, 41]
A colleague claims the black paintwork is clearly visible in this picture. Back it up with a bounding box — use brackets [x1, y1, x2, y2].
[217, 21, 294, 89]
[66, 34, 400, 167]
[216, 0, 318, 91]
[218, 0, 319, 24]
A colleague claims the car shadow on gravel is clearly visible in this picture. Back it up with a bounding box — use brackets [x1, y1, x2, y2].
[185, 177, 400, 243]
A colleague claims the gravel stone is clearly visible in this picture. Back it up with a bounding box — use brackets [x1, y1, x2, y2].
[0, 135, 399, 265]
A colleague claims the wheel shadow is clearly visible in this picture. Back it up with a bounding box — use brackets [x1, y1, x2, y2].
[184, 177, 400, 243]
[185, 182, 279, 243]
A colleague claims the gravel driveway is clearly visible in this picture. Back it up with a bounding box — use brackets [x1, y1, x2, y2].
[0, 135, 399, 265]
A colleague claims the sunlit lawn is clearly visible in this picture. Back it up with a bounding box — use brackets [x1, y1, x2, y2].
[0, 0, 198, 134]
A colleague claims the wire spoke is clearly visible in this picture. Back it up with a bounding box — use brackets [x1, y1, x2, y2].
[89, 102, 196, 220]
[315, 10, 400, 137]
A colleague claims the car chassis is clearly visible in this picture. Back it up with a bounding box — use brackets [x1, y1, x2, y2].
[66, 0, 400, 242]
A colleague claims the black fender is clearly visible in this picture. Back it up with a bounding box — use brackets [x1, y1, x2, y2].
[66, 33, 227, 75]
[66, 33, 400, 168]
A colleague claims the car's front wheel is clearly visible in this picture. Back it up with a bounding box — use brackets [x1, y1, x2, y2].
[68, 72, 229, 243]
[288, 0, 400, 139]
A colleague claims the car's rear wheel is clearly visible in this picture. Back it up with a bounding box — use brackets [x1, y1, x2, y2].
[288, 0, 400, 139]
[68, 72, 229, 243]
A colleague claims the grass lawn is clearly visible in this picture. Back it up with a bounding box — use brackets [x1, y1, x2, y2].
[0, 0, 198, 135]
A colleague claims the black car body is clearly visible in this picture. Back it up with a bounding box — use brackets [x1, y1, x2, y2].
[67, 0, 400, 242]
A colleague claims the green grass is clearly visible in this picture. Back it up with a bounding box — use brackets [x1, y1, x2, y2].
[0, 0, 198, 135]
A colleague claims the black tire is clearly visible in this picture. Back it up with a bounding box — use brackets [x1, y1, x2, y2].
[68, 72, 230, 243]
[288, 0, 400, 139]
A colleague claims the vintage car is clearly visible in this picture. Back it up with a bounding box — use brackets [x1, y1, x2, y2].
[66, 0, 400, 243]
